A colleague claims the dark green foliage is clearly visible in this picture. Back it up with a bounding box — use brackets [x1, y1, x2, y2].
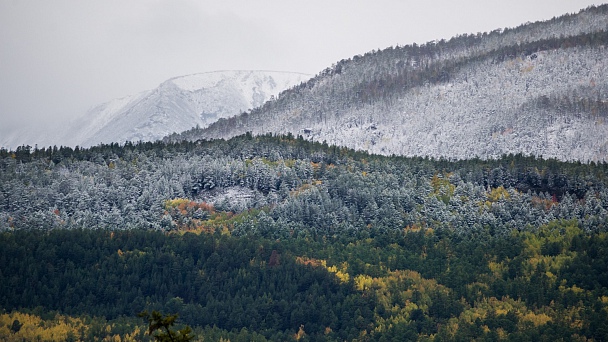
[0, 229, 375, 340]
[9, 319, 22, 334]
[1, 131, 608, 340]
[138, 311, 194, 342]
[1, 225, 608, 340]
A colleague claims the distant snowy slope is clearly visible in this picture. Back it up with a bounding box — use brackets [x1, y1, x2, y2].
[0, 126, 57, 151]
[179, 5, 608, 162]
[63, 92, 149, 148]
[57, 70, 310, 147]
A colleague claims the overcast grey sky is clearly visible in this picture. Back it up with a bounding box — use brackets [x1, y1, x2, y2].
[0, 0, 605, 138]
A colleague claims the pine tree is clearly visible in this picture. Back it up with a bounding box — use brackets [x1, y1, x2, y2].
[138, 311, 195, 342]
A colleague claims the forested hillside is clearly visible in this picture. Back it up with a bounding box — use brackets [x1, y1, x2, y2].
[2, 134, 608, 234]
[170, 5, 608, 162]
[1, 135, 608, 340]
[4, 3, 608, 341]
[2, 222, 608, 341]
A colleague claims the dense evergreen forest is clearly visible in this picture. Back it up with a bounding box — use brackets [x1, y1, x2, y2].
[1, 134, 608, 340]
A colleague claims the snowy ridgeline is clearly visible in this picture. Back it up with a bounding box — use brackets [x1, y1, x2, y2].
[190, 8, 608, 162]
[424, 6, 608, 66]
[182, 6, 608, 162]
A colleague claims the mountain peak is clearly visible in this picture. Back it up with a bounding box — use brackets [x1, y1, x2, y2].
[167, 70, 310, 92]
[51, 70, 310, 148]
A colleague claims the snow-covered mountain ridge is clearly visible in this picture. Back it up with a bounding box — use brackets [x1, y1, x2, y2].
[69, 70, 310, 147]
[176, 5, 608, 162]
[0, 71, 310, 149]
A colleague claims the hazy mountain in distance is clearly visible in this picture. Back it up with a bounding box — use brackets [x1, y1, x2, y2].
[174, 5, 608, 162]
[70, 70, 310, 147]
[1, 71, 310, 149]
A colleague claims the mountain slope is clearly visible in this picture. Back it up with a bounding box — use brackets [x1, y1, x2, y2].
[178, 5, 608, 162]
[56, 70, 309, 147]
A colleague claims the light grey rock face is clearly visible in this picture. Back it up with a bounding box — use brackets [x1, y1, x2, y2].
[59, 70, 309, 147]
